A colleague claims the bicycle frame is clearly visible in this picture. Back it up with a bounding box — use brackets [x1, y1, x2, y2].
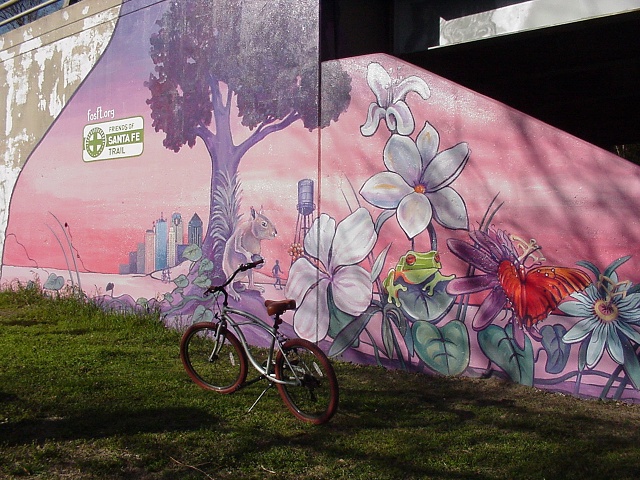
[214, 304, 299, 388]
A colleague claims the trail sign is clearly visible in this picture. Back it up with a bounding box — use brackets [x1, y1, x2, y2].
[83, 116, 144, 162]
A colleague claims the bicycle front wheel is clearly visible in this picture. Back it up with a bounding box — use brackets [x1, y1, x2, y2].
[275, 338, 339, 424]
[180, 322, 247, 394]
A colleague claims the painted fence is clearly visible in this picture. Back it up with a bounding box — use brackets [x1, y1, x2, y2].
[2, 0, 640, 404]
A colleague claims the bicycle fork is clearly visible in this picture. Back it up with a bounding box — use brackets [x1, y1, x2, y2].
[209, 322, 228, 362]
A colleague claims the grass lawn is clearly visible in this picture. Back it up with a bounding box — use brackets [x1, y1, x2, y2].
[2, 283, 640, 479]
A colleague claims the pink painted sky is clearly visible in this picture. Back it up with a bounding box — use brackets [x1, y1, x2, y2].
[4, 1, 640, 286]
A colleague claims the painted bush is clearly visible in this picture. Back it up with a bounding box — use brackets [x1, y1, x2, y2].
[2, 0, 640, 403]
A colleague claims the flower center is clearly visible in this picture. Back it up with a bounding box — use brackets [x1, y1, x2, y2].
[414, 184, 426, 194]
[594, 299, 618, 322]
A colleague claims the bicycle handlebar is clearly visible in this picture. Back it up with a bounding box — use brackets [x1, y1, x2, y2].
[239, 258, 264, 271]
[204, 258, 264, 297]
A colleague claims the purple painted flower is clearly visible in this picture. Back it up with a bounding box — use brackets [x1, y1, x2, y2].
[285, 208, 377, 342]
[360, 62, 430, 137]
[446, 228, 519, 331]
[360, 122, 470, 239]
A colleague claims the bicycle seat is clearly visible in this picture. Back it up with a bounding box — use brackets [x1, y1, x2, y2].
[264, 299, 296, 317]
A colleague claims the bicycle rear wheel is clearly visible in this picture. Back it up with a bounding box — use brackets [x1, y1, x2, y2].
[275, 338, 339, 424]
[180, 322, 247, 394]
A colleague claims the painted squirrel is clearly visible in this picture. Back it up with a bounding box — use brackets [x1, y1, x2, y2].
[222, 207, 277, 300]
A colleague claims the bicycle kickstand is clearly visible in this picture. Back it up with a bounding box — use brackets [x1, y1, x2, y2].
[247, 382, 275, 414]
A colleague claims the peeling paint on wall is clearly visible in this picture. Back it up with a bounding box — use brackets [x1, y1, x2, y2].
[0, 0, 121, 278]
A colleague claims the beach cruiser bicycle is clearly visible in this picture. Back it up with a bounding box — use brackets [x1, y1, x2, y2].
[179, 259, 339, 424]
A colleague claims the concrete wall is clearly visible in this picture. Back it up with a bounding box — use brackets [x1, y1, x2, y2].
[2, 0, 640, 403]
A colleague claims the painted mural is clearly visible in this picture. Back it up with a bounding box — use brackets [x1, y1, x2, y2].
[2, 0, 640, 404]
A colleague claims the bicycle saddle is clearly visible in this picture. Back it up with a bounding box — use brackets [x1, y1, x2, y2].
[264, 299, 296, 317]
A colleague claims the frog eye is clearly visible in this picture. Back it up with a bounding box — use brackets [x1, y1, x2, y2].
[406, 254, 416, 265]
[434, 253, 440, 263]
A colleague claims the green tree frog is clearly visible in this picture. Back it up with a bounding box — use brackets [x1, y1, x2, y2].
[383, 250, 454, 306]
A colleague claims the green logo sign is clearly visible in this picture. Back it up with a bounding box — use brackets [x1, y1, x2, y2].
[83, 116, 144, 162]
[84, 127, 106, 158]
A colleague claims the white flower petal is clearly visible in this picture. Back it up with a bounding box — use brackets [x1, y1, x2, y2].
[558, 298, 593, 317]
[331, 265, 373, 317]
[383, 134, 422, 184]
[293, 277, 330, 342]
[303, 214, 335, 269]
[386, 101, 415, 136]
[422, 142, 470, 191]
[427, 187, 468, 230]
[617, 293, 640, 321]
[366, 62, 392, 107]
[606, 324, 624, 364]
[397, 192, 433, 239]
[416, 122, 439, 169]
[586, 323, 607, 368]
[394, 75, 431, 102]
[563, 316, 599, 343]
[360, 171, 413, 209]
[285, 258, 324, 304]
[331, 208, 377, 267]
[360, 103, 386, 137]
[582, 284, 599, 304]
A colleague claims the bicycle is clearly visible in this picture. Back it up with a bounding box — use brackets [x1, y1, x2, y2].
[179, 259, 339, 424]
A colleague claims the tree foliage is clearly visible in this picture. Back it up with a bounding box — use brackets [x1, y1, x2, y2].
[146, 0, 351, 154]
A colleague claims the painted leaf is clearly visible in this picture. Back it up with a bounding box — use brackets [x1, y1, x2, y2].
[396, 277, 455, 323]
[43, 273, 65, 291]
[375, 209, 395, 234]
[328, 306, 379, 357]
[621, 336, 640, 390]
[371, 243, 392, 282]
[199, 257, 214, 273]
[192, 305, 214, 324]
[182, 244, 203, 262]
[540, 324, 571, 374]
[478, 325, 534, 386]
[136, 298, 149, 309]
[385, 303, 408, 337]
[193, 275, 211, 289]
[578, 340, 588, 372]
[174, 274, 189, 288]
[412, 320, 469, 376]
[381, 317, 395, 359]
[327, 285, 357, 340]
[384, 304, 414, 357]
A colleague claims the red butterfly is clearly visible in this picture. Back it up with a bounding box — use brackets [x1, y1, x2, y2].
[497, 260, 591, 328]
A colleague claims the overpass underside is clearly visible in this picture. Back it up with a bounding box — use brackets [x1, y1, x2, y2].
[323, 0, 640, 150]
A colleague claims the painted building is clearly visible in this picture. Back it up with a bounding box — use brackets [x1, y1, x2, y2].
[2, 0, 640, 405]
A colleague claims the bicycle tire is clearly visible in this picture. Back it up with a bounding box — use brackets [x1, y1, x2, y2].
[180, 322, 248, 394]
[275, 338, 339, 424]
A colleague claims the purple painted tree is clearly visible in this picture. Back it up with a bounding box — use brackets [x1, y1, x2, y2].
[145, 0, 351, 280]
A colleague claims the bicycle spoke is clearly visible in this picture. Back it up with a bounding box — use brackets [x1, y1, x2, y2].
[275, 338, 339, 424]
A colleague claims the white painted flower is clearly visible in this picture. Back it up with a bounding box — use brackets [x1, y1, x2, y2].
[560, 260, 640, 368]
[285, 208, 377, 342]
[360, 122, 469, 239]
[360, 62, 430, 137]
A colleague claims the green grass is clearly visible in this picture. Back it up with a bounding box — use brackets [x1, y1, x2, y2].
[2, 282, 640, 479]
